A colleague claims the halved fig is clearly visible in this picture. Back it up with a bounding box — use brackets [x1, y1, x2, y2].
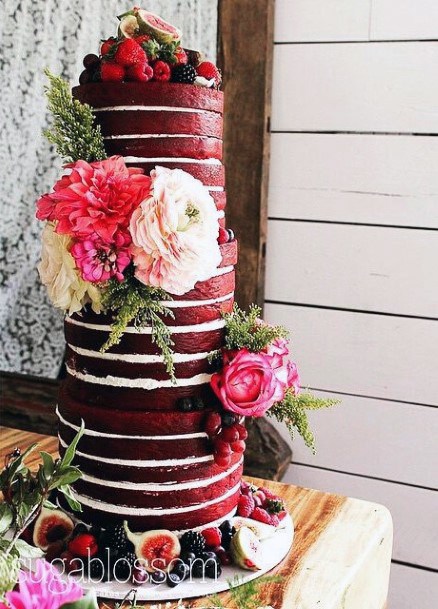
[136, 10, 182, 43]
[230, 526, 263, 571]
[231, 516, 277, 540]
[124, 522, 180, 572]
[32, 507, 74, 551]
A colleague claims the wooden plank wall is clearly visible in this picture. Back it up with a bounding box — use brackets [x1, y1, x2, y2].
[265, 2, 438, 607]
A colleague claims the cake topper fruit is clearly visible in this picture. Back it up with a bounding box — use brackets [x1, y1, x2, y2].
[136, 9, 182, 43]
[32, 507, 74, 551]
[124, 523, 181, 572]
[230, 526, 263, 571]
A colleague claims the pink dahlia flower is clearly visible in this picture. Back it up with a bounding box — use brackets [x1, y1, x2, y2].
[71, 233, 131, 283]
[0, 559, 84, 609]
[211, 349, 285, 417]
[36, 156, 151, 244]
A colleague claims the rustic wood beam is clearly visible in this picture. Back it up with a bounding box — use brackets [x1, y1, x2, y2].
[217, 0, 275, 310]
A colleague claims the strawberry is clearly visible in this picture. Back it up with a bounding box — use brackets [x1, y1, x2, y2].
[259, 486, 278, 501]
[68, 533, 98, 558]
[237, 493, 255, 518]
[278, 510, 288, 521]
[101, 62, 125, 82]
[153, 60, 171, 82]
[251, 507, 273, 525]
[218, 226, 229, 244]
[126, 63, 153, 82]
[175, 47, 188, 65]
[135, 34, 151, 46]
[100, 37, 117, 57]
[201, 527, 222, 548]
[196, 61, 221, 86]
[115, 38, 146, 67]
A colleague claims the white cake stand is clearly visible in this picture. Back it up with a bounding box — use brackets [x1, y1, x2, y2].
[80, 514, 294, 602]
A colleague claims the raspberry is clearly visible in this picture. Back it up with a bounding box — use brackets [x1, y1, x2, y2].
[278, 510, 288, 521]
[68, 533, 98, 558]
[196, 61, 222, 86]
[101, 62, 125, 82]
[259, 486, 278, 501]
[201, 527, 222, 548]
[175, 47, 188, 65]
[153, 60, 171, 82]
[126, 63, 153, 82]
[269, 514, 280, 527]
[135, 34, 151, 46]
[115, 38, 146, 67]
[100, 37, 117, 57]
[237, 493, 255, 517]
[251, 507, 272, 525]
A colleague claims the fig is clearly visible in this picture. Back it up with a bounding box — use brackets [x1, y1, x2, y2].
[231, 516, 277, 540]
[229, 527, 263, 571]
[119, 14, 140, 38]
[33, 507, 74, 551]
[136, 10, 182, 44]
[124, 522, 180, 573]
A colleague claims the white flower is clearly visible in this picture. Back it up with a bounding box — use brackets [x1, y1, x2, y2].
[130, 166, 221, 295]
[38, 223, 102, 315]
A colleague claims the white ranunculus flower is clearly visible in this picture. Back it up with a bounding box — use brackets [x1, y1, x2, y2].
[129, 166, 222, 295]
[38, 223, 102, 315]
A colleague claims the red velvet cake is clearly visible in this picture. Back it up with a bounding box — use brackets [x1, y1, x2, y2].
[56, 81, 242, 531]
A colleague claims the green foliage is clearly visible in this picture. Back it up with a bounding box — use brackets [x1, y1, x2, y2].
[268, 389, 339, 453]
[208, 575, 283, 609]
[223, 304, 289, 353]
[0, 422, 85, 563]
[61, 592, 99, 609]
[101, 267, 176, 381]
[43, 70, 107, 163]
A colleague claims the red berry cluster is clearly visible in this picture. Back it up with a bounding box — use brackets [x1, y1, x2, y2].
[205, 412, 248, 468]
[237, 481, 288, 526]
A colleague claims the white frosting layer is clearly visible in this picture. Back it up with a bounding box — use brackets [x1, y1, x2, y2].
[161, 291, 233, 308]
[93, 106, 214, 114]
[65, 316, 225, 334]
[123, 156, 222, 165]
[68, 481, 241, 515]
[67, 344, 216, 364]
[56, 408, 208, 441]
[208, 186, 224, 192]
[66, 366, 212, 389]
[213, 265, 233, 277]
[58, 436, 214, 467]
[80, 458, 243, 492]
[103, 133, 221, 140]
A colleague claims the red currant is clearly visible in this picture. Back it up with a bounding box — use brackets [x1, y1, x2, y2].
[234, 423, 248, 440]
[221, 426, 239, 443]
[205, 412, 222, 437]
[214, 453, 231, 467]
[230, 440, 246, 453]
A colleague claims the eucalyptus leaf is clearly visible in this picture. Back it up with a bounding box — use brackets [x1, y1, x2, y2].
[60, 591, 99, 609]
[40, 451, 55, 479]
[49, 467, 83, 490]
[14, 539, 44, 559]
[0, 503, 13, 534]
[60, 422, 85, 468]
[43, 499, 58, 510]
[58, 485, 82, 513]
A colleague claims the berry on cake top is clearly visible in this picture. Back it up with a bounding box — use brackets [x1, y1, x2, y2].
[79, 7, 222, 87]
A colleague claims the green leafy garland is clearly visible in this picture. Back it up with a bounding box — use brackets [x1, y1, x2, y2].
[223, 304, 339, 452]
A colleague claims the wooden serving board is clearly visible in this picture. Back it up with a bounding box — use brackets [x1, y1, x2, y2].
[0, 426, 392, 608]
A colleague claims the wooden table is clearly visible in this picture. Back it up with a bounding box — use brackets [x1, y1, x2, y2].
[0, 426, 393, 608]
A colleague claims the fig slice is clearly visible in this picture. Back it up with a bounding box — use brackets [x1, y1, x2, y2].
[33, 507, 74, 551]
[230, 526, 263, 571]
[119, 14, 140, 39]
[136, 10, 182, 44]
[124, 521, 180, 572]
[231, 516, 277, 540]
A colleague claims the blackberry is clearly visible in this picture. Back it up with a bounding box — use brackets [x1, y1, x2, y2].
[113, 550, 136, 579]
[88, 559, 105, 580]
[219, 520, 234, 550]
[180, 530, 206, 556]
[100, 523, 128, 555]
[172, 64, 197, 84]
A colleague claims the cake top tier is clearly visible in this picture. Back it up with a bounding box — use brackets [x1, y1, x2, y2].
[78, 7, 222, 94]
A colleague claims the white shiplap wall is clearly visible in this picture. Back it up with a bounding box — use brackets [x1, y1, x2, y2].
[266, 2, 438, 608]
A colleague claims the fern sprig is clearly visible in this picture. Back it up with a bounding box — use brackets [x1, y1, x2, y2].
[43, 69, 106, 163]
[223, 304, 289, 353]
[268, 389, 339, 453]
[208, 575, 283, 609]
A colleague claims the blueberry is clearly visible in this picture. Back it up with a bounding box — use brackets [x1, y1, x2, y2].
[221, 412, 237, 427]
[192, 397, 205, 410]
[167, 572, 182, 588]
[202, 551, 219, 563]
[172, 562, 189, 581]
[177, 397, 193, 412]
[180, 551, 196, 565]
[191, 559, 205, 578]
[205, 561, 222, 579]
[150, 570, 166, 585]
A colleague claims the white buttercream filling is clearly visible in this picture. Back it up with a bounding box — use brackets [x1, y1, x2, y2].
[67, 344, 217, 364]
[80, 458, 243, 492]
[208, 186, 224, 192]
[93, 106, 215, 114]
[123, 156, 222, 165]
[68, 481, 241, 515]
[66, 366, 212, 389]
[161, 291, 233, 308]
[58, 436, 213, 467]
[65, 316, 226, 334]
[56, 408, 208, 441]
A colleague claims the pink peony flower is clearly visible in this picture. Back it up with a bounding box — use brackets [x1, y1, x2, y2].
[211, 349, 285, 417]
[0, 559, 84, 609]
[129, 166, 221, 295]
[265, 337, 289, 368]
[36, 156, 151, 244]
[71, 233, 131, 283]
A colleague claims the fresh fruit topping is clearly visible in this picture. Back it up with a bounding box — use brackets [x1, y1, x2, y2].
[100, 37, 117, 56]
[114, 550, 137, 579]
[215, 546, 232, 566]
[253, 490, 267, 504]
[214, 453, 232, 468]
[251, 507, 275, 526]
[83, 54, 100, 70]
[201, 527, 222, 548]
[135, 34, 151, 46]
[119, 14, 140, 39]
[221, 426, 239, 443]
[167, 571, 182, 587]
[237, 493, 255, 518]
[180, 550, 196, 565]
[132, 565, 149, 585]
[168, 561, 189, 586]
[278, 510, 288, 521]
[175, 47, 188, 65]
[126, 63, 153, 82]
[231, 516, 277, 540]
[214, 438, 232, 456]
[101, 61, 125, 81]
[266, 498, 285, 514]
[150, 568, 166, 584]
[115, 38, 147, 67]
[205, 412, 222, 437]
[68, 533, 98, 558]
[124, 524, 181, 572]
[234, 423, 248, 440]
[230, 439, 246, 453]
[153, 60, 171, 81]
[179, 530, 206, 556]
[205, 560, 222, 579]
[172, 64, 197, 84]
[45, 539, 66, 562]
[88, 558, 106, 580]
[197, 61, 222, 86]
[136, 10, 182, 44]
[218, 226, 229, 244]
[32, 508, 74, 551]
[100, 522, 129, 555]
[259, 486, 278, 501]
[60, 550, 82, 574]
[219, 520, 234, 550]
[229, 527, 262, 571]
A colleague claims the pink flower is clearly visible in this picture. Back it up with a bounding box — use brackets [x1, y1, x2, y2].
[0, 559, 83, 609]
[265, 337, 300, 395]
[36, 156, 151, 243]
[211, 349, 285, 417]
[265, 337, 289, 368]
[71, 233, 131, 283]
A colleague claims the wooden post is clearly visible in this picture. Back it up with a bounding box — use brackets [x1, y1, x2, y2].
[217, 0, 275, 310]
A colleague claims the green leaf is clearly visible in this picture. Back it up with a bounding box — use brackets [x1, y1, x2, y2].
[40, 451, 55, 479]
[61, 591, 99, 609]
[58, 485, 82, 513]
[60, 421, 85, 468]
[14, 539, 44, 559]
[49, 466, 83, 490]
[223, 303, 289, 353]
[43, 499, 58, 509]
[0, 504, 13, 534]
